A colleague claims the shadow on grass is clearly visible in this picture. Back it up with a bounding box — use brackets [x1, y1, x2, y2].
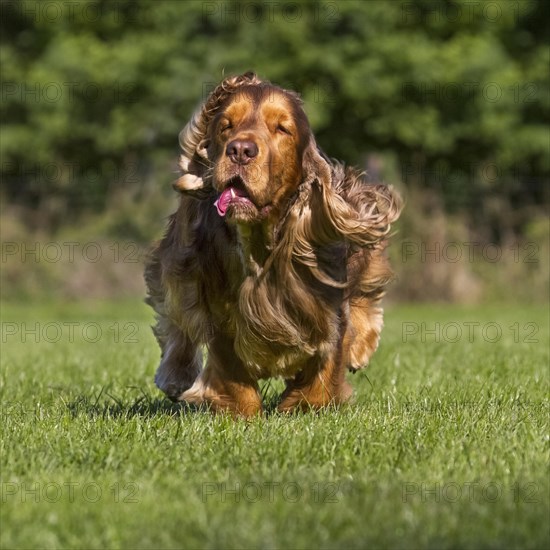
[65, 382, 285, 419]
[67, 394, 287, 419]
[66, 387, 200, 420]
[65, 379, 341, 420]
[66, 393, 288, 420]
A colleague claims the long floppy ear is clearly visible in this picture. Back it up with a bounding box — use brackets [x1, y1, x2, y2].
[173, 131, 211, 193]
[299, 134, 402, 249]
[173, 71, 264, 194]
[289, 132, 402, 288]
[301, 134, 332, 190]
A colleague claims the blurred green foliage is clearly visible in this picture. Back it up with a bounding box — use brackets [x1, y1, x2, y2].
[1, 0, 548, 238]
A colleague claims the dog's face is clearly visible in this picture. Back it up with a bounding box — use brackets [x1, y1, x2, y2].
[208, 85, 311, 223]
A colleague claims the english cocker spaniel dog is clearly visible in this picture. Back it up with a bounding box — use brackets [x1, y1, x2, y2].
[145, 72, 401, 416]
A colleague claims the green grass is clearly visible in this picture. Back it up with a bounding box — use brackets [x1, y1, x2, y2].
[1, 300, 548, 549]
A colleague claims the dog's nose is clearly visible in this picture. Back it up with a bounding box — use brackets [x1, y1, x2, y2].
[226, 140, 258, 165]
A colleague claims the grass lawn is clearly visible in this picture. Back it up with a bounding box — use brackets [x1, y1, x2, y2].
[1, 299, 548, 549]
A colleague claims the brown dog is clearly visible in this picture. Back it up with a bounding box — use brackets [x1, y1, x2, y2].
[145, 72, 401, 416]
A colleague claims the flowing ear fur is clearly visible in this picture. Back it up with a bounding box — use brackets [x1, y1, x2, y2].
[285, 136, 402, 288]
[173, 71, 264, 193]
[302, 135, 332, 189]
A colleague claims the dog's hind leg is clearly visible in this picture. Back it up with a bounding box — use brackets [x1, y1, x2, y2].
[342, 298, 384, 372]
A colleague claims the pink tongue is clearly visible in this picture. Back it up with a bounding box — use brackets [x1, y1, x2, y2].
[214, 187, 248, 216]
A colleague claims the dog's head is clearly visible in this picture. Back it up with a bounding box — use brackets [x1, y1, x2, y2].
[175, 72, 331, 224]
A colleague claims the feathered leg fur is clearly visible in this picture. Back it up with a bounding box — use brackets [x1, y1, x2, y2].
[181, 333, 263, 416]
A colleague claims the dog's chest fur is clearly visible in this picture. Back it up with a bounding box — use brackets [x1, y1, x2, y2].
[187, 212, 344, 379]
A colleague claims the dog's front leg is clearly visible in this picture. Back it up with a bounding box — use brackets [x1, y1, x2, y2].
[278, 353, 353, 413]
[181, 332, 263, 417]
[154, 327, 203, 401]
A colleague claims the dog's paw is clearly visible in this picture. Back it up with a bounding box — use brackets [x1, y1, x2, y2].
[179, 374, 208, 405]
[278, 378, 354, 413]
[155, 369, 195, 402]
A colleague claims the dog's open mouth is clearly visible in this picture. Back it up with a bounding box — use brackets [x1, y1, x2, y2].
[214, 177, 255, 217]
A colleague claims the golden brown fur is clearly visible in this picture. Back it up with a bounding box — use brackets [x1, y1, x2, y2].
[145, 72, 401, 416]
